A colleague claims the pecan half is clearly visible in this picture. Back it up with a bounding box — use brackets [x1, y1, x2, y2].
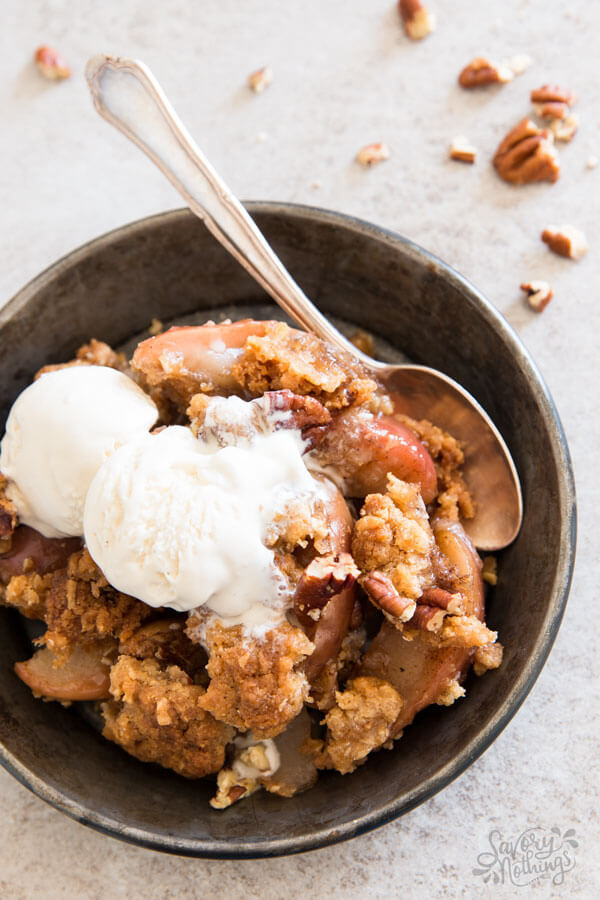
[34, 45, 71, 80]
[535, 101, 569, 120]
[418, 587, 465, 615]
[398, 0, 436, 40]
[247, 66, 273, 93]
[356, 143, 390, 167]
[449, 136, 477, 163]
[541, 225, 588, 259]
[294, 553, 360, 623]
[361, 571, 416, 623]
[520, 280, 553, 312]
[458, 56, 512, 88]
[493, 118, 560, 185]
[411, 604, 448, 632]
[531, 84, 577, 106]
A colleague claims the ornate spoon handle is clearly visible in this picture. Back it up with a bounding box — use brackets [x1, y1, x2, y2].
[85, 54, 377, 367]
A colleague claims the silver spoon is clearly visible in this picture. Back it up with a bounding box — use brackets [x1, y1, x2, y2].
[85, 54, 522, 551]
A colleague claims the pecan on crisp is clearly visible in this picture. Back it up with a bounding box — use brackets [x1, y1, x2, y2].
[247, 66, 273, 93]
[398, 0, 436, 40]
[458, 56, 513, 88]
[294, 553, 360, 624]
[361, 571, 416, 623]
[411, 603, 448, 632]
[520, 280, 553, 312]
[449, 136, 477, 163]
[261, 390, 331, 449]
[356, 143, 390, 167]
[34, 45, 71, 80]
[530, 84, 577, 106]
[541, 225, 588, 260]
[493, 118, 560, 185]
[418, 587, 465, 615]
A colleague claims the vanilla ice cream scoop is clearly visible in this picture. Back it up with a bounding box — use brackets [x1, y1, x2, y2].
[0, 366, 158, 538]
[83, 423, 323, 618]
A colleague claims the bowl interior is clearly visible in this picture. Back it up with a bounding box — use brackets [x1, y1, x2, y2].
[0, 205, 575, 857]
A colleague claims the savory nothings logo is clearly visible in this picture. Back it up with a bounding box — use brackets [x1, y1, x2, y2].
[473, 826, 579, 887]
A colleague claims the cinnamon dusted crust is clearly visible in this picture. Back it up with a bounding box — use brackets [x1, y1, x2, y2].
[352, 475, 435, 603]
[194, 622, 314, 739]
[316, 676, 403, 774]
[36, 339, 127, 378]
[232, 321, 378, 410]
[3, 549, 152, 659]
[396, 414, 475, 519]
[102, 656, 233, 778]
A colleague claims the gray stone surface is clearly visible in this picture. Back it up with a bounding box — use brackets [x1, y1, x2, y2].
[0, 0, 597, 897]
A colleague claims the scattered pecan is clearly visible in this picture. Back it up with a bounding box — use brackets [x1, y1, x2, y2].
[530, 84, 577, 106]
[449, 136, 477, 163]
[534, 101, 569, 121]
[520, 280, 553, 312]
[398, 0, 436, 40]
[361, 571, 416, 623]
[550, 114, 579, 143]
[586, 155, 599, 170]
[294, 553, 360, 623]
[458, 56, 512, 88]
[418, 587, 465, 615]
[507, 54, 533, 76]
[411, 604, 448, 632]
[247, 66, 273, 93]
[541, 225, 588, 260]
[34, 45, 71, 80]
[493, 118, 560, 185]
[356, 143, 390, 167]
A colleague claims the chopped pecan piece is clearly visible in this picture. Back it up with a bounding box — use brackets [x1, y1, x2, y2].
[507, 54, 533, 76]
[520, 280, 553, 312]
[294, 553, 360, 623]
[34, 45, 71, 80]
[449, 136, 477, 163]
[458, 56, 512, 88]
[493, 118, 560, 185]
[530, 84, 577, 106]
[247, 66, 273, 93]
[550, 114, 579, 143]
[398, 0, 436, 41]
[356, 142, 390, 167]
[586, 155, 599, 170]
[362, 570, 416, 623]
[541, 225, 588, 259]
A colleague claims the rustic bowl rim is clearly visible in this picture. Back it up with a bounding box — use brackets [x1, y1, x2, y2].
[0, 203, 576, 858]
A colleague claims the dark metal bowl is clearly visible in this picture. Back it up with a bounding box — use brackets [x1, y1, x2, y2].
[0, 204, 576, 858]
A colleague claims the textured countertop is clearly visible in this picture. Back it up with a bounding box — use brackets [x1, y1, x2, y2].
[1, 1, 598, 897]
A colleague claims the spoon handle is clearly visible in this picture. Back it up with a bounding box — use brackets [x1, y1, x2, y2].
[85, 54, 375, 366]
